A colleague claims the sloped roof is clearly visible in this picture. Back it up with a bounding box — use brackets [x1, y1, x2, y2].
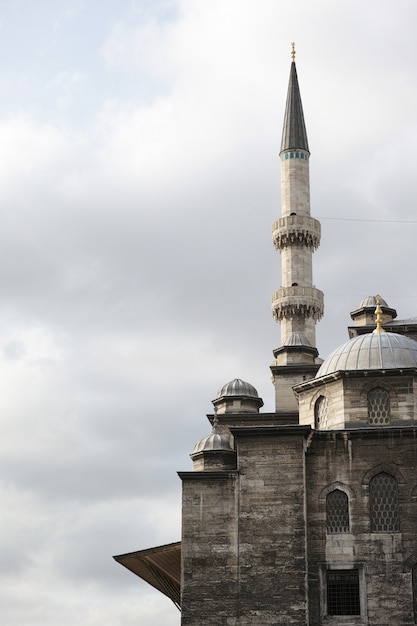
[280, 62, 309, 154]
[114, 541, 181, 610]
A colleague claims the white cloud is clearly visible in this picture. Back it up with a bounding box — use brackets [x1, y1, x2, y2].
[0, 1, 417, 624]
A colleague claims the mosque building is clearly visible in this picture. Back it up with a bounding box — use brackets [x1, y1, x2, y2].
[114, 48, 417, 625]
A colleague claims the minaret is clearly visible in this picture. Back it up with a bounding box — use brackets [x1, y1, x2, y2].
[271, 45, 324, 413]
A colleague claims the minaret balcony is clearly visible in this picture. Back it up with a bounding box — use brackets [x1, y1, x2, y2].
[272, 215, 321, 250]
[272, 286, 324, 321]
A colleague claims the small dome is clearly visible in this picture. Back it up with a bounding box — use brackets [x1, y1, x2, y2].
[358, 295, 389, 309]
[317, 331, 417, 377]
[192, 417, 233, 455]
[283, 333, 312, 347]
[216, 378, 259, 399]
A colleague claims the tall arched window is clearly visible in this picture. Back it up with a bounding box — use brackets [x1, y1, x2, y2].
[369, 471, 399, 532]
[367, 387, 390, 425]
[326, 489, 349, 533]
[314, 396, 328, 430]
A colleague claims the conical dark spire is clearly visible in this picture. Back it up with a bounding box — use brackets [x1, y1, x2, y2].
[280, 62, 309, 154]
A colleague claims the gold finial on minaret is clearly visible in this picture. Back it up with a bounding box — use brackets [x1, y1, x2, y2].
[291, 42, 296, 62]
[373, 295, 386, 334]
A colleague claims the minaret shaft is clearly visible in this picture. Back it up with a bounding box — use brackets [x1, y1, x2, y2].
[270, 55, 323, 413]
[272, 61, 323, 349]
[281, 155, 311, 218]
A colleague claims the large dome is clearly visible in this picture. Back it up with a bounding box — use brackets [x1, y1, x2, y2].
[316, 331, 417, 377]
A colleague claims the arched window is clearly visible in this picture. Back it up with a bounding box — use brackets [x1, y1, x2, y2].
[314, 396, 328, 429]
[367, 387, 390, 425]
[369, 471, 399, 532]
[326, 489, 349, 533]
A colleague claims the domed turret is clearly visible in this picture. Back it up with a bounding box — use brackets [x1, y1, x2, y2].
[192, 416, 233, 455]
[190, 415, 236, 471]
[350, 294, 397, 328]
[212, 378, 264, 415]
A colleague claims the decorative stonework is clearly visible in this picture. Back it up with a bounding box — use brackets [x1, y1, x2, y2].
[272, 286, 324, 321]
[272, 215, 321, 251]
[281, 150, 309, 161]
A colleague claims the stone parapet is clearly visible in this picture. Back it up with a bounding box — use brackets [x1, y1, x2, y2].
[272, 286, 324, 321]
[272, 214, 321, 250]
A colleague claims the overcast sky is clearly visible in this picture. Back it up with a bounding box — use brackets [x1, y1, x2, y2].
[2, 1, 417, 624]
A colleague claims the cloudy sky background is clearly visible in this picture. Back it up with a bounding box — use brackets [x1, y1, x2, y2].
[1, 1, 417, 624]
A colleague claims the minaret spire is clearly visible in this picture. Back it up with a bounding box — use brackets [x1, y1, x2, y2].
[270, 47, 324, 412]
[280, 46, 309, 154]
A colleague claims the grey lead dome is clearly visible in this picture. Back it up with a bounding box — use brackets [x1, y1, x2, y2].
[216, 378, 259, 399]
[283, 332, 312, 347]
[358, 295, 389, 309]
[191, 427, 233, 455]
[316, 331, 417, 377]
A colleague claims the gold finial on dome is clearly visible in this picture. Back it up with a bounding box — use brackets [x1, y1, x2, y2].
[373, 294, 386, 334]
[291, 42, 296, 62]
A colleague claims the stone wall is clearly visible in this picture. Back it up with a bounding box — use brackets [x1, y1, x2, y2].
[180, 471, 238, 625]
[180, 422, 417, 624]
[180, 426, 311, 624]
[306, 429, 417, 625]
[297, 372, 417, 429]
[234, 427, 310, 624]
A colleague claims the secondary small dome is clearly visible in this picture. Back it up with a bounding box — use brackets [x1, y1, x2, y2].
[190, 415, 236, 472]
[316, 331, 417, 377]
[350, 294, 397, 327]
[358, 295, 389, 309]
[216, 378, 259, 399]
[192, 418, 233, 455]
[213, 378, 264, 414]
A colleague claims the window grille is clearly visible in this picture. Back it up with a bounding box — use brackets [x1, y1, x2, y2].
[412, 564, 417, 623]
[369, 471, 399, 532]
[327, 570, 360, 615]
[314, 395, 328, 429]
[326, 489, 349, 533]
[367, 387, 390, 425]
